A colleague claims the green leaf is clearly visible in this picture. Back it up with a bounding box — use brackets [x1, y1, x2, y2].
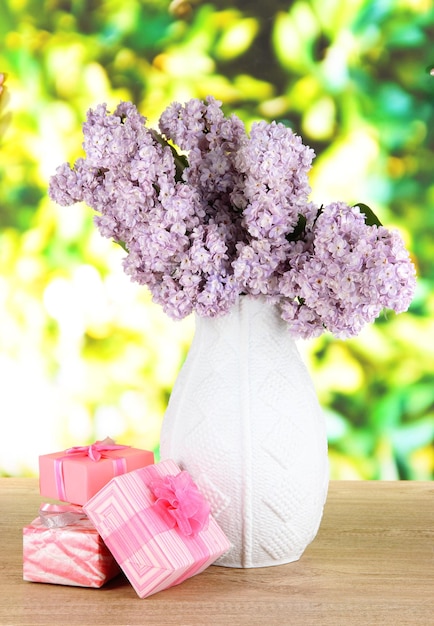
[286, 213, 306, 242]
[115, 240, 128, 252]
[150, 130, 188, 181]
[354, 203, 382, 227]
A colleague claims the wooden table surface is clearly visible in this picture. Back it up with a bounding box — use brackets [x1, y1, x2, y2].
[1, 479, 433, 626]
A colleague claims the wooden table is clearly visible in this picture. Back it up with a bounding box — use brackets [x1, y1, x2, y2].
[1, 479, 433, 626]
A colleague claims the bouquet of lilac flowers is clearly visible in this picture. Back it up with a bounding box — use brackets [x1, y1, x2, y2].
[49, 96, 416, 339]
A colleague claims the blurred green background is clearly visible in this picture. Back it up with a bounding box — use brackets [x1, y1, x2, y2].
[1, 0, 433, 479]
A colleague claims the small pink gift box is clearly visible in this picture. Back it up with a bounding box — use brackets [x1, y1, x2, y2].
[39, 438, 154, 505]
[83, 459, 231, 598]
[23, 504, 121, 587]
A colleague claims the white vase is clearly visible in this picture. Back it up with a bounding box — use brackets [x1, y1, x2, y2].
[159, 295, 329, 568]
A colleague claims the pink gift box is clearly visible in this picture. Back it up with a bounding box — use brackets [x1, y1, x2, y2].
[83, 459, 231, 598]
[39, 439, 154, 505]
[23, 504, 121, 587]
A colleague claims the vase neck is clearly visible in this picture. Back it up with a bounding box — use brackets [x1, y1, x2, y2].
[194, 295, 294, 346]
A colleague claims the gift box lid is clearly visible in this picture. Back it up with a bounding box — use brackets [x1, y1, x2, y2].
[83, 459, 231, 598]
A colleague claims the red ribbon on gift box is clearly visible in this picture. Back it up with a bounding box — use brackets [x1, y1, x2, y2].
[54, 437, 130, 501]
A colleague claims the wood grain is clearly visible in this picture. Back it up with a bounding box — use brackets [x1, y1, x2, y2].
[1, 479, 433, 626]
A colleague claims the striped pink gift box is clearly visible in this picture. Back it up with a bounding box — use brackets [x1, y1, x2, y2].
[83, 459, 231, 598]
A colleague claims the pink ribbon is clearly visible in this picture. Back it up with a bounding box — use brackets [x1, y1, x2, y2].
[65, 437, 129, 462]
[54, 437, 130, 501]
[149, 471, 210, 537]
[39, 503, 87, 528]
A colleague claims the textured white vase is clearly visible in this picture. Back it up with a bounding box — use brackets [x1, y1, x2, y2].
[159, 295, 329, 568]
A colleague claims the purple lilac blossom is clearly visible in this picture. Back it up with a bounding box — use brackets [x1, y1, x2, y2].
[277, 202, 416, 338]
[48, 97, 416, 338]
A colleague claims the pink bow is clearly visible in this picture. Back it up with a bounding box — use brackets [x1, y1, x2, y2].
[65, 437, 129, 462]
[149, 471, 210, 537]
[53, 437, 130, 501]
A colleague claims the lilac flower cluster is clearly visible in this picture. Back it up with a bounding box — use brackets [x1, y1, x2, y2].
[49, 97, 416, 338]
[277, 202, 416, 338]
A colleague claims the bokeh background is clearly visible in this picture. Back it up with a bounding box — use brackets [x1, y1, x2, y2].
[1, 0, 433, 479]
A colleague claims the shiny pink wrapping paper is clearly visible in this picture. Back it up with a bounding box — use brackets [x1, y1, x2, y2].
[84, 459, 231, 598]
[39, 446, 154, 505]
[23, 515, 121, 587]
